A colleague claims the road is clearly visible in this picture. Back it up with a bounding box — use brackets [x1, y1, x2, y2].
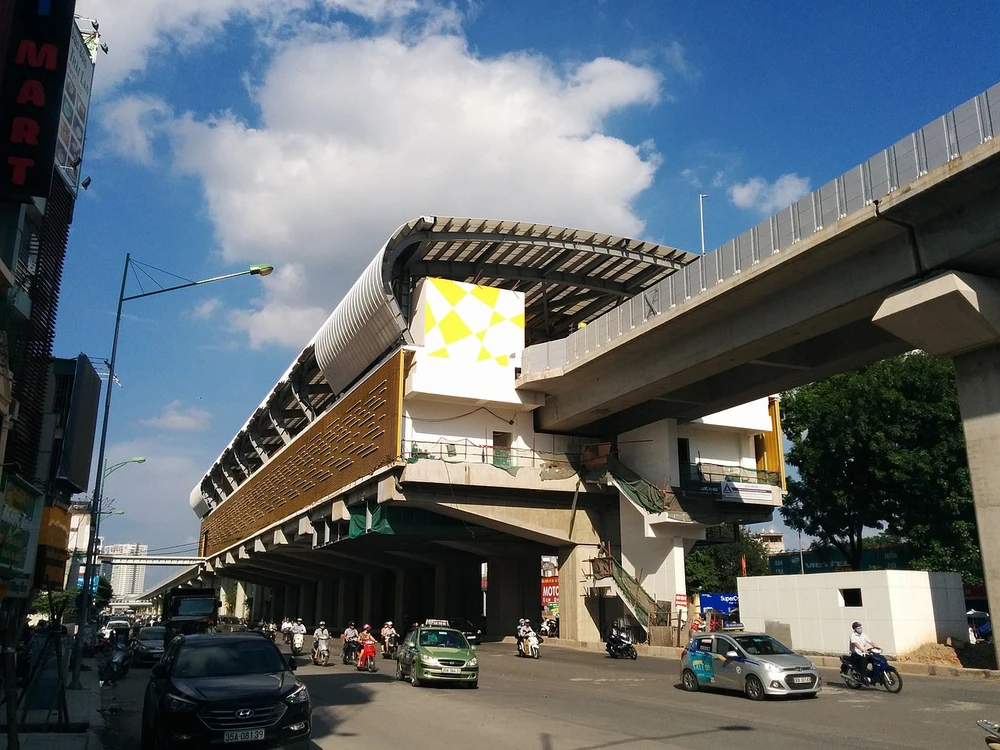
[104, 641, 1000, 749]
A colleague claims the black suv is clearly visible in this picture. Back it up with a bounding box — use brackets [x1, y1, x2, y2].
[141, 633, 310, 749]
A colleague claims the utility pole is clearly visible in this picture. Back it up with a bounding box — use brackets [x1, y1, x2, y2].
[699, 193, 708, 291]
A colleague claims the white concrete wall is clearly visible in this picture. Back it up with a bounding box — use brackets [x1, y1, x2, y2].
[678, 424, 756, 470]
[618, 496, 686, 605]
[737, 570, 968, 656]
[619, 419, 679, 486]
[693, 398, 771, 432]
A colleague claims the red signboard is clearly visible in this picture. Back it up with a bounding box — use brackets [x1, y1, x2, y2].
[0, 0, 77, 200]
[541, 576, 559, 607]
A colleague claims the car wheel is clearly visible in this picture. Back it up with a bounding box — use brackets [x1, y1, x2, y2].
[744, 674, 766, 701]
[410, 668, 421, 688]
[681, 669, 699, 692]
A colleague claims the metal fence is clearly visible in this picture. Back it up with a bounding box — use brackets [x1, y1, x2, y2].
[522, 83, 1000, 376]
[402, 438, 580, 470]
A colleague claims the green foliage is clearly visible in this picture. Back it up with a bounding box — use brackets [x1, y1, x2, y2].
[30, 588, 77, 621]
[96, 576, 113, 612]
[686, 528, 770, 593]
[781, 353, 982, 583]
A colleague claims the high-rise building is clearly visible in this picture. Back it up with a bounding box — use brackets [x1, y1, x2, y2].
[103, 543, 148, 598]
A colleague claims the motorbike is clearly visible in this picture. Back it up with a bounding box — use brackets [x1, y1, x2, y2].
[540, 619, 559, 638]
[343, 638, 360, 665]
[357, 641, 378, 672]
[383, 633, 400, 660]
[312, 640, 330, 667]
[839, 647, 902, 693]
[267, 627, 277, 642]
[978, 720, 1000, 749]
[282, 629, 292, 645]
[606, 631, 638, 660]
[291, 632, 305, 656]
[99, 636, 131, 684]
[520, 630, 541, 659]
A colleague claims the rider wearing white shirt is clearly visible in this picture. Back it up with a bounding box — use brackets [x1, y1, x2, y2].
[312, 621, 331, 658]
[850, 621, 878, 682]
[291, 618, 307, 636]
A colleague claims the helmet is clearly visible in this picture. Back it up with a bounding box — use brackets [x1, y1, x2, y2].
[363, 624, 371, 631]
[349, 621, 355, 627]
[387, 621, 393, 626]
[297, 618, 303, 622]
[852, 621, 862, 629]
[319, 621, 326, 626]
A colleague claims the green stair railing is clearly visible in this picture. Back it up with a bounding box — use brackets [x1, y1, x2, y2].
[606, 456, 665, 514]
[592, 556, 671, 628]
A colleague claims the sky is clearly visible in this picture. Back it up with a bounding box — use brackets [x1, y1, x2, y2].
[56, 0, 1000, 587]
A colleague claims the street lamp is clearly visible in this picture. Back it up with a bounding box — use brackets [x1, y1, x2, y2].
[69, 254, 272, 689]
[104, 456, 146, 478]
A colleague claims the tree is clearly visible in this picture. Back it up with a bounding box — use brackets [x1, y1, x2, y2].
[96, 576, 113, 612]
[686, 529, 770, 593]
[781, 353, 982, 583]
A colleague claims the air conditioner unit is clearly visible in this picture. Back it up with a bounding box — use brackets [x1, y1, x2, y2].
[8, 399, 20, 423]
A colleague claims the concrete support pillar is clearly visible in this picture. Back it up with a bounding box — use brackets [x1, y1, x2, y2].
[335, 579, 347, 626]
[558, 546, 601, 643]
[282, 586, 297, 620]
[235, 581, 248, 620]
[394, 571, 406, 625]
[362, 574, 374, 625]
[434, 565, 448, 615]
[486, 553, 541, 636]
[299, 582, 317, 625]
[955, 344, 1000, 667]
[315, 580, 327, 625]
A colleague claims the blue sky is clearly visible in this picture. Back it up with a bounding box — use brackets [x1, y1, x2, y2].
[58, 0, 1000, 585]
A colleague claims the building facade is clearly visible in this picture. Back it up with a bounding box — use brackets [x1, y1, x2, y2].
[103, 542, 148, 598]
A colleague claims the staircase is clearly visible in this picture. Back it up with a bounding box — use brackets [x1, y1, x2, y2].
[605, 456, 692, 522]
[590, 556, 670, 628]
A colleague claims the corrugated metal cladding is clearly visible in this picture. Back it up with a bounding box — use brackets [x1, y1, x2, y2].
[199, 352, 403, 558]
[313, 251, 409, 397]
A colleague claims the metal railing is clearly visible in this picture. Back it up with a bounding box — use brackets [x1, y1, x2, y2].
[590, 556, 670, 629]
[522, 83, 1000, 376]
[680, 461, 780, 488]
[402, 438, 581, 471]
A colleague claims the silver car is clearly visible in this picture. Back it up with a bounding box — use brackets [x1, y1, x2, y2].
[680, 632, 822, 700]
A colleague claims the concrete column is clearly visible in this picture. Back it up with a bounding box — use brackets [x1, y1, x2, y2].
[299, 582, 317, 625]
[362, 574, 374, 625]
[282, 586, 297, 620]
[486, 553, 541, 636]
[315, 580, 326, 625]
[558, 545, 601, 643]
[394, 571, 406, 625]
[335, 579, 346, 626]
[955, 344, 1000, 666]
[433, 565, 448, 615]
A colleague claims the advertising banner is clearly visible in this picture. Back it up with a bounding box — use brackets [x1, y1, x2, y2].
[541, 576, 559, 615]
[0, 0, 78, 200]
[718, 480, 775, 504]
[0, 473, 44, 597]
[53, 21, 95, 195]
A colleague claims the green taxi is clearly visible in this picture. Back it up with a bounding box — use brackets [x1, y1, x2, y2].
[395, 623, 479, 688]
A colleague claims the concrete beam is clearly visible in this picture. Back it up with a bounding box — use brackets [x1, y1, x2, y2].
[873, 271, 1000, 357]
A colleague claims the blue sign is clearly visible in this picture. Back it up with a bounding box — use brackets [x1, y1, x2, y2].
[700, 592, 738, 615]
[76, 576, 98, 593]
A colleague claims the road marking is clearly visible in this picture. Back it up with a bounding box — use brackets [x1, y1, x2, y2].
[915, 700, 987, 713]
[568, 677, 649, 683]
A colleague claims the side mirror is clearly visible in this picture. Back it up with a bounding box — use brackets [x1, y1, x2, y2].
[471, 645, 477, 651]
[151, 664, 167, 678]
[725, 650, 739, 660]
[288, 657, 297, 671]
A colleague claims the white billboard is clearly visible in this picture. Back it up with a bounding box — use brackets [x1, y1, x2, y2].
[54, 22, 96, 195]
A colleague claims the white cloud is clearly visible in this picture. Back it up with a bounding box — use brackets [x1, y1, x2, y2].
[98, 95, 171, 163]
[729, 173, 811, 214]
[141, 401, 212, 431]
[76, 0, 453, 89]
[190, 298, 223, 321]
[680, 168, 701, 188]
[141, 32, 663, 348]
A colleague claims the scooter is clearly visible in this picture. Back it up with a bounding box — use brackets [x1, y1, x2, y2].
[839, 647, 902, 693]
[606, 631, 638, 660]
[343, 638, 360, 665]
[357, 641, 378, 672]
[291, 632, 305, 657]
[383, 633, 400, 660]
[978, 719, 1000, 749]
[540, 619, 559, 638]
[99, 636, 131, 684]
[312, 640, 330, 667]
[524, 630, 541, 659]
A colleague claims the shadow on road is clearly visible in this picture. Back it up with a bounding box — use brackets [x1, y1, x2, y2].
[298, 666, 395, 739]
[539, 723, 754, 750]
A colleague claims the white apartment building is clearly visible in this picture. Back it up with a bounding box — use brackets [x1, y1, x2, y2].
[103, 542, 148, 598]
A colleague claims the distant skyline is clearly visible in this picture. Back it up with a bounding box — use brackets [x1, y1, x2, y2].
[59, 0, 1000, 589]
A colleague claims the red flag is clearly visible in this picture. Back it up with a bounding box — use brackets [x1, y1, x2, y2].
[740, 555, 747, 577]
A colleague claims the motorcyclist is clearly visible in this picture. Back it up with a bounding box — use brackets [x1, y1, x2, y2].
[280, 617, 292, 643]
[291, 618, 307, 636]
[850, 621, 879, 683]
[358, 624, 377, 668]
[312, 621, 331, 661]
[343, 621, 360, 662]
[381, 621, 398, 655]
[515, 618, 526, 655]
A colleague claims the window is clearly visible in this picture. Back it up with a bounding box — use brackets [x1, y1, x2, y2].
[840, 588, 863, 607]
[696, 637, 712, 653]
[713, 637, 736, 656]
[418, 630, 469, 650]
[173, 640, 286, 678]
[677, 438, 691, 465]
[733, 635, 793, 656]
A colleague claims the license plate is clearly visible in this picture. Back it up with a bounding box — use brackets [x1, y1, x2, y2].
[224, 729, 266, 743]
[441, 667, 461, 675]
[792, 676, 812, 684]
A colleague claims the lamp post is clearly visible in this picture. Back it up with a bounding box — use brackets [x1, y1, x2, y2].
[698, 193, 708, 291]
[69, 255, 273, 689]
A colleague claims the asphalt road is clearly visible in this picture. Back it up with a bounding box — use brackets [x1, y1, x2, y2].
[105, 641, 1000, 749]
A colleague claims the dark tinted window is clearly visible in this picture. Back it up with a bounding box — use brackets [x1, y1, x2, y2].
[139, 627, 165, 641]
[175, 598, 216, 616]
[173, 640, 286, 679]
[733, 635, 793, 656]
[418, 630, 469, 649]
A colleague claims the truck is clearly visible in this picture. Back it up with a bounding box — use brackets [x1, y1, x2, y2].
[162, 587, 220, 645]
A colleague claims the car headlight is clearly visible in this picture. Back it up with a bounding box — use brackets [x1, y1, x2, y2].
[420, 654, 441, 667]
[165, 694, 198, 712]
[760, 661, 782, 674]
[467, 658, 478, 668]
[285, 684, 309, 705]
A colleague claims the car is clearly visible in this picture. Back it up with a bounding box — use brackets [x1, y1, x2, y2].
[141, 633, 311, 749]
[680, 632, 822, 700]
[131, 626, 167, 667]
[446, 618, 483, 645]
[395, 625, 479, 688]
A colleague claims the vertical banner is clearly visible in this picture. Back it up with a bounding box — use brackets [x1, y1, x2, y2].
[0, 0, 78, 200]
